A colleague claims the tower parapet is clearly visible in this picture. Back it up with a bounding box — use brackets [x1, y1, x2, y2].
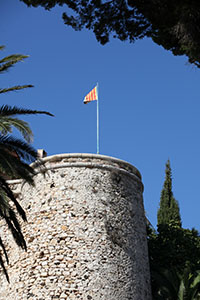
[0, 153, 151, 300]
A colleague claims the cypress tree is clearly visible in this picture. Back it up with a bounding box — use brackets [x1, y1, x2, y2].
[157, 160, 181, 227]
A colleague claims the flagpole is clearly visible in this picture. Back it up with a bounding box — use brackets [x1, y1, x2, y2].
[97, 82, 99, 154]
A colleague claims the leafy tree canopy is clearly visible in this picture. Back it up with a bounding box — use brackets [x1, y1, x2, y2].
[20, 0, 200, 67]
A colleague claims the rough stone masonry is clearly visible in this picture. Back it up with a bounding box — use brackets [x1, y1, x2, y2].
[0, 153, 152, 300]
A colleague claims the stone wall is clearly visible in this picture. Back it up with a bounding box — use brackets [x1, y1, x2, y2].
[0, 153, 152, 300]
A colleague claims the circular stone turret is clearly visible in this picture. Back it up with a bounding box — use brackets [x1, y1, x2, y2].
[0, 153, 151, 300]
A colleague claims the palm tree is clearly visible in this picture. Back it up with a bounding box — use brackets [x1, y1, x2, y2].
[0, 45, 33, 94]
[0, 104, 53, 143]
[152, 267, 200, 300]
[0, 46, 53, 281]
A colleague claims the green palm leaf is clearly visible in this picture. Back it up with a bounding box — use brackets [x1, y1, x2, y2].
[0, 54, 28, 64]
[0, 105, 54, 117]
[0, 85, 33, 94]
[189, 272, 200, 299]
[178, 280, 186, 300]
[0, 136, 38, 280]
[153, 268, 200, 300]
[0, 135, 38, 162]
[0, 46, 29, 73]
[0, 45, 53, 282]
[0, 174, 27, 221]
[0, 117, 33, 142]
[0, 105, 54, 142]
[0, 177, 28, 282]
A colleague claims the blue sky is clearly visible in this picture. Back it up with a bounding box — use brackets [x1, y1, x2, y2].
[1, 0, 200, 230]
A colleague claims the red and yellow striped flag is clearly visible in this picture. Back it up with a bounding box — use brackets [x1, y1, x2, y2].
[83, 86, 98, 104]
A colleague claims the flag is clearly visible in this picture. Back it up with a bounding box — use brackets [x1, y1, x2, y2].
[83, 85, 98, 104]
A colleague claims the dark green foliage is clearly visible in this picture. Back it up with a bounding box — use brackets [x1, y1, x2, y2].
[148, 224, 200, 300]
[20, 0, 200, 67]
[0, 45, 33, 92]
[152, 267, 200, 300]
[148, 225, 200, 300]
[0, 105, 53, 143]
[157, 160, 181, 227]
[0, 135, 37, 181]
[0, 105, 53, 117]
[148, 159, 200, 298]
[148, 225, 200, 274]
[0, 46, 53, 281]
[0, 137, 37, 281]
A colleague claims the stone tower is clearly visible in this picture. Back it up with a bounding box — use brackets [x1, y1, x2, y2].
[0, 153, 151, 300]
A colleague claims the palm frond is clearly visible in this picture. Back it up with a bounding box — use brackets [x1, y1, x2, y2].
[0, 149, 35, 185]
[0, 105, 53, 143]
[0, 54, 28, 64]
[0, 45, 52, 282]
[178, 280, 186, 300]
[0, 176, 28, 282]
[152, 267, 200, 300]
[8, 158, 35, 185]
[0, 252, 9, 282]
[0, 237, 9, 264]
[0, 85, 33, 94]
[4, 213, 26, 250]
[189, 272, 200, 299]
[0, 191, 10, 222]
[0, 236, 10, 283]
[0, 138, 37, 188]
[0, 135, 38, 162]
[0, 186, 26, 250]
[0, 105, 54, 117]
[0, 177, 26, 221]
[0, 150, 17, 178]
[0, 122, 12, 135]
[152, 268, 179, 299]
[0, 55, 29, 73]
[0, 117, 33, 142]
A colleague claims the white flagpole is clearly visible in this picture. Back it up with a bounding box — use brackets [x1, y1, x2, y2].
[97, 82, 99, 154]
